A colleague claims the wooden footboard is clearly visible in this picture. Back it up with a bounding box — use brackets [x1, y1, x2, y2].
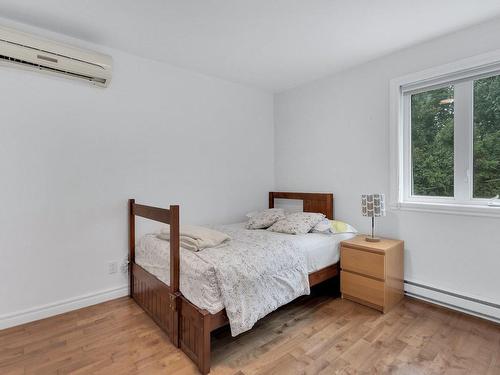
[132, 263, 180, 346]
[132, 261, 215, 374]
[129, 199, 181, 347]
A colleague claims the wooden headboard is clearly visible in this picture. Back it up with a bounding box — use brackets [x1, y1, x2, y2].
[269, 192, 334, 220]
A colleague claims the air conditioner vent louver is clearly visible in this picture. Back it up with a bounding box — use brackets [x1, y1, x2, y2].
[0, 25, 112, 87]
[0, 54, 106, 84]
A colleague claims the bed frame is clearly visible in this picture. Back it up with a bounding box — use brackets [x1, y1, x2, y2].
[129, 192, 336, 374]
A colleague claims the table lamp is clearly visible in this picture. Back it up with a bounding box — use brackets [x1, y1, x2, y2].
[361, 194, 386, 242]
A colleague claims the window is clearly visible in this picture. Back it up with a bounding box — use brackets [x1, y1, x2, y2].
[391, 53, 500, 216]
[410, 86, 454, 197]
[473, 75, 500, 199]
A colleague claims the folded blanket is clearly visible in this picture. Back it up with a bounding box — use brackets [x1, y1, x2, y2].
[157, 224, 230, 251]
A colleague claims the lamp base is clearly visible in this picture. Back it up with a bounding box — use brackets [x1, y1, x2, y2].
[365, 236, 381, 242]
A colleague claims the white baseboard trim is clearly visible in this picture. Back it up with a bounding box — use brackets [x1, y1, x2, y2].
[404, 280, 500, 324]
[0, 285, 129, 330]
[3, 281, 498, 330]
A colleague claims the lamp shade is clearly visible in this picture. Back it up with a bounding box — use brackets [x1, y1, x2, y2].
[361, 194, 386, 217]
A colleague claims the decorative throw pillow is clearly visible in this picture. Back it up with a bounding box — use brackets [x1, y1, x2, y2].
[330, 220, 358, 234]
[245, 208, 286, 218]
[245, 208, 286, 229]
[312, 219, 358, 234]
[267, 212, 325, 235]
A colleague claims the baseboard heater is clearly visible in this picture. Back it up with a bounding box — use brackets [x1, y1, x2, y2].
[404, 280, 500, 324]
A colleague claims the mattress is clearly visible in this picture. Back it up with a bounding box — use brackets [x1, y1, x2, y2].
[135, 222, 355, 314]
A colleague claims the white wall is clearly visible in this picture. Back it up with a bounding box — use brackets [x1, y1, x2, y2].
[0, 22, 274, 327]
[275, 18, 500, 319]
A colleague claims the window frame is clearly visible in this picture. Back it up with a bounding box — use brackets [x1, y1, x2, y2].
[390, 50, 500, 217]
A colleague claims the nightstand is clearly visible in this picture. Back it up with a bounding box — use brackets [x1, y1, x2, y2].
[340, 235, 404, 313]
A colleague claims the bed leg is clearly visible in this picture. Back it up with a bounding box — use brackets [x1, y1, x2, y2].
[170, 292, 181, 348]
[199, 311, 211, 375]
[179, 298, 212, 374]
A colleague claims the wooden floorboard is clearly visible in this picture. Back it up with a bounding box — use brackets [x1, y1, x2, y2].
[1, 294, 499, 374]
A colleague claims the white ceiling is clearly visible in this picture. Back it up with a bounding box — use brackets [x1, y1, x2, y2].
[1, 1, 500, 92]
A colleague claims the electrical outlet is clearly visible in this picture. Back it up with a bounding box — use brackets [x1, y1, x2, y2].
[107, 261, 118, 274]
[120, 260, 129, 274]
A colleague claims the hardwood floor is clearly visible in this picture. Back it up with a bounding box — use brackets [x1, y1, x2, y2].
[1, 293, 499, 375]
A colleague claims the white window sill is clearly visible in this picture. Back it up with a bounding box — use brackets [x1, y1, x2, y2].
[391, 201, 500, 218]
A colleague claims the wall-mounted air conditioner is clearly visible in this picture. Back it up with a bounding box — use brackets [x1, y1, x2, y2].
[0, 25, 112, 87]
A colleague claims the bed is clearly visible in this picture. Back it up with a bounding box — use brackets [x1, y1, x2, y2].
[128, 192, 349, 374]
[135, 223, 354, 315]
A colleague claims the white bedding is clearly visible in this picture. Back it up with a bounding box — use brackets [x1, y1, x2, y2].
[135, 222, 355, 334]
[197, 223, 311, 335]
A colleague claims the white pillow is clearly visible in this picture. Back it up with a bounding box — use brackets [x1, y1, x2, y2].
[312, 219, 358, 234]
[246, 208, 286, 229]
[267, 212, 325, 235]
[311, 218, 332, 233]
[329, 220, 358, 234]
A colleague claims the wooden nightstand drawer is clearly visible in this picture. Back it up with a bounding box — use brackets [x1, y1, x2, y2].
[341, 271, 384, 309]
[341, 246, 385, 280]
